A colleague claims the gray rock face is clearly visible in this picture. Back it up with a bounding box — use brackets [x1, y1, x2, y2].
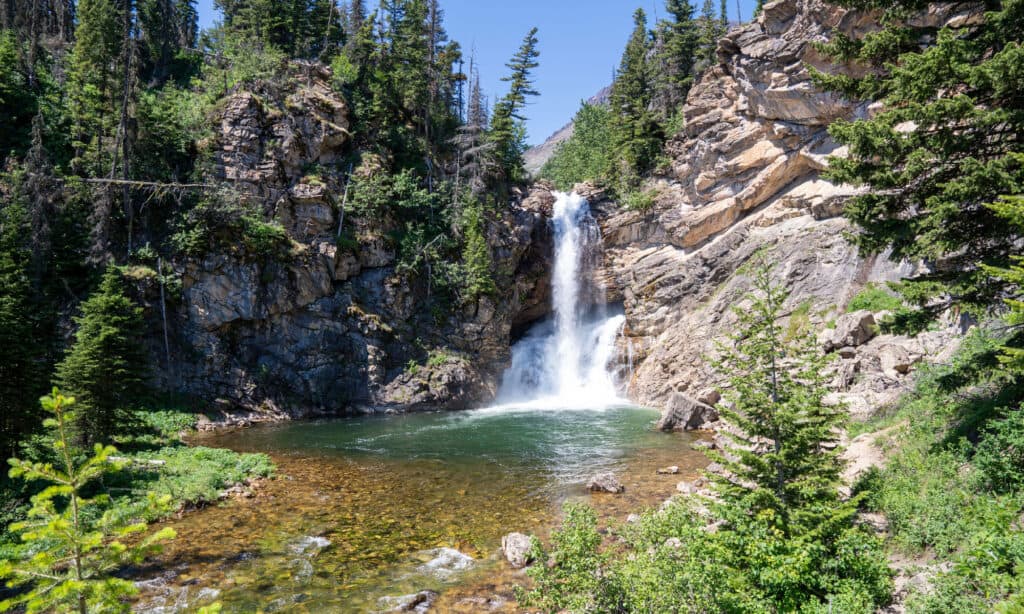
[501, 532, 534, 569]
[167, 62, 554, 418]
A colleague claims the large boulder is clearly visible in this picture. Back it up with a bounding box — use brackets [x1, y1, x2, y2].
[656, 392, 720, 431]
[587, 472, 625, 494]
[823, 310, 878, 352]
[501, 532, 534, 569]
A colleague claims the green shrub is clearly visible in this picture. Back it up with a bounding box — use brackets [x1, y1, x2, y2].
[127, 446, 275, 512]
[516, 503, 611, 613]
[973, 409, 1024, 492]
[847, 283, 904, 313]
[621, 188, 657, 211]
[172, 188, 293, 261]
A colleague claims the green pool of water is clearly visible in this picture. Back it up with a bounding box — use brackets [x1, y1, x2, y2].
[137, 405, 704, 613]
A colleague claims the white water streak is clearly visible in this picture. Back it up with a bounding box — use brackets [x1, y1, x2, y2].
[496, 192, 626, 409]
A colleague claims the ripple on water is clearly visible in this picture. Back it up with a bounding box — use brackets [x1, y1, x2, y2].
[138, 408, 708, 612]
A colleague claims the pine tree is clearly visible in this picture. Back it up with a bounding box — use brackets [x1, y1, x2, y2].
[54, 267, 149, 446]
[0, 180, 39, 460]
[609, 9, 661, 187]
[67, 0, 124, 175]
[0, 390, 176, 614]
[653, 0, 699, 115]
[706, 257, 891, 608]
[983, 193, 1024, 372]
[696, 0, 725, 67]
[490, 27, 540, 182]
[814, 0, 1024, 330]
[707, 259, 847, 534]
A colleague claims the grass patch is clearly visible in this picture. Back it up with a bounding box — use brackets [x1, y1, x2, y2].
[847, 283, 904, 313]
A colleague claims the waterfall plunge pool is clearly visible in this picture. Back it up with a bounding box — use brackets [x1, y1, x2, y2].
[136, 407, 707, 613]
[133, 193, 710, 612]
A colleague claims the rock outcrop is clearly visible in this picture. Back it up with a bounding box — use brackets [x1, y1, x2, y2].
[577, 0, 972, 428]
[169, 62, 552, 418]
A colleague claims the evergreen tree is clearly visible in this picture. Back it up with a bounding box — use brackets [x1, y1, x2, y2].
[707, 259, 847, 534]
[54, 267, 149, 446]
[67, 0, 124, 175]
[653, 0, 699, 115]
[983, 193, 1024, 372]
[814, 0, 1024, 330]
[452, 62, 495, 197]
[0, 31, 39, 162]
[0, 180, 39, 460]
[696, 0, 725, 68]
[705, 257, 891, 608]
[0, 390, 176, 614]
[490, 26, 540, 182]
[609, 9, 661, 187]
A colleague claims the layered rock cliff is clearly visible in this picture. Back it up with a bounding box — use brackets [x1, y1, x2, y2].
[572, 0, 974, 426]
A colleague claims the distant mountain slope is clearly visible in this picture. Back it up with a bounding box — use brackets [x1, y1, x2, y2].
[523, 85, 611, 177]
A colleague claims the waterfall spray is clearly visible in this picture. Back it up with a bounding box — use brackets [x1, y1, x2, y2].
[496, 192, 626, 408]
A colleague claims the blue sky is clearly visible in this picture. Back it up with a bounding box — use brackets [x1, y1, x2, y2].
[196, 0, 760, 145]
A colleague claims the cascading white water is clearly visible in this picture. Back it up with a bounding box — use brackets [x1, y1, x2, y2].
[496, 192, 626, 408]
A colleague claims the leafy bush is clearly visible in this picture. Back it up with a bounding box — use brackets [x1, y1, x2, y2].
[973, 409, 1024, 492]
[847, 283, 904, 313]
[127, 446, 274, 511]
[621, 188, 657, 211]
[516, 503, 611, 613]
[172, 188, 294, 261]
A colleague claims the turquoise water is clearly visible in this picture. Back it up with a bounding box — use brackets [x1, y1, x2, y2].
[138, 406, 703, 613]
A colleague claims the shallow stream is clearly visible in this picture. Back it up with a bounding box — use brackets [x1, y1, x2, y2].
[135, 406, 706, 613]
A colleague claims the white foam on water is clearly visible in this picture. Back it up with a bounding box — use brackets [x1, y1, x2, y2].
[495, 192, 628, 410]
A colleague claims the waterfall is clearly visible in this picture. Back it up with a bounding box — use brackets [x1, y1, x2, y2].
[496, 192, 626, 408]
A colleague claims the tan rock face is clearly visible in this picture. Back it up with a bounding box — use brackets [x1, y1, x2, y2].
[584, 0, 970, 428]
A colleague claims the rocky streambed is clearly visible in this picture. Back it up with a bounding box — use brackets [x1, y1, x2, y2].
[133, 406, 708, 613]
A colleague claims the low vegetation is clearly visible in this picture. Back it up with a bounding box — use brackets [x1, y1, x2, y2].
[518, 263, 892, 612]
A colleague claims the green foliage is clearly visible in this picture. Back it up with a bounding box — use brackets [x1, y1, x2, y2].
[0, 390, 176, 614]
[459, 199, 496, 301]
[0, 32, 39, 161]
[66, 0, 124, 175]
[517, 261, 891, 613]
[539, 103, 614, 190]
[0, 182, 41, 459]
[516, 503, 609, 613]
[974, 409, 1024, 493]
[814, 0, 1024, 325]
[491, 27, 540, 183]
[855, 326, 1024, 612]
[847, 282, 904, 314]
[126, 446, 274, 511]
[171, 188, 293, 261]
[54, 267, 149, 447]
[609, 9, 663, 186]
[621, 188, 657, 212]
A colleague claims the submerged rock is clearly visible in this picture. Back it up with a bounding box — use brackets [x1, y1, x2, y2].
[501, 532, 534, 569]
[657, 466, 680, 475]
[378, 590, 439, 613]
[414, 547, 474, 579]
[587, 472, 625, 494]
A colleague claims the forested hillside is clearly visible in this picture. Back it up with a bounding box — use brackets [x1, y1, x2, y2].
[1, 0, 1024, 611]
